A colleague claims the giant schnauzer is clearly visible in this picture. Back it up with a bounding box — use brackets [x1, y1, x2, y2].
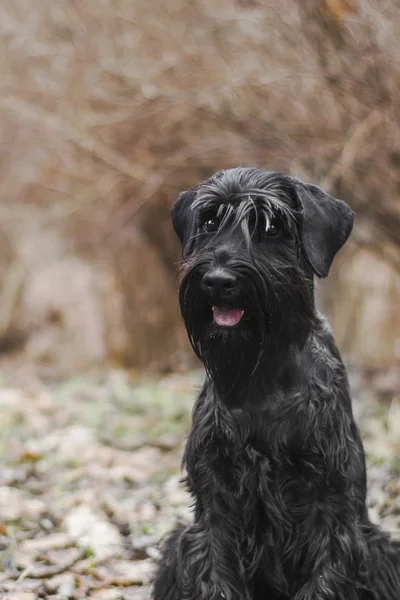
[153, 168, 400, 600]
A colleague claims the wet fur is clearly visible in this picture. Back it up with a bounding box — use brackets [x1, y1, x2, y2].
[153, 168, 400, 600]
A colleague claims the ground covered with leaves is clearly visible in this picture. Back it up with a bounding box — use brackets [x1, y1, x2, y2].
[0, 366, 398, 600]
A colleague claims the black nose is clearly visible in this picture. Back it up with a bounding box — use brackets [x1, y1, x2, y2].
[201, 269, 239, 296]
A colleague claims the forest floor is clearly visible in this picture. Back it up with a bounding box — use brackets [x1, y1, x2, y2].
[0, 364, 398, 600]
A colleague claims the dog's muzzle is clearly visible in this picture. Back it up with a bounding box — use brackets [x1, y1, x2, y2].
[201, 268, 244, 327]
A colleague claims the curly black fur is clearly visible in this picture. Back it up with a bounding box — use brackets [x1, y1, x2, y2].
[152, 168, 400, 600]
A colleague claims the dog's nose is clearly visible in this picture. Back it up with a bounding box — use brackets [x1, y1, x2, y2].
[201, 269, 238, 295]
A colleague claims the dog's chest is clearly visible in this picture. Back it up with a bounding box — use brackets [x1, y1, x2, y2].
[189, 408, 323, 547]
[196, 431, 308, 586]
[186, 404, 331, 594]
[207, 429, 311, 510]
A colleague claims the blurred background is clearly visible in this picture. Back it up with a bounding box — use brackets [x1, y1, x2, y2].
[0, 2, 399, 599]
[0, 0, 400, 376]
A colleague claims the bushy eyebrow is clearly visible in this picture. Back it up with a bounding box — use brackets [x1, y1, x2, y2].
[193, 189, 298, 245]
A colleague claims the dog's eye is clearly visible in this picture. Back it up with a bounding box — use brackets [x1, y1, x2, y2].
[203, 217, 220, 233]
[265, 217, 282, 237]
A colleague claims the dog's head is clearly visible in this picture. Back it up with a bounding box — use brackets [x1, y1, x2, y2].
[172, 168, 354, 391]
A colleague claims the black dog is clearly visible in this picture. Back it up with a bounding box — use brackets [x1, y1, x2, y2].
[153, 168, 400, 600]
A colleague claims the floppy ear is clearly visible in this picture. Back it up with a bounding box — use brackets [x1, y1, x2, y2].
[171, 188, 197, 246]
[290, 178, 355, 278]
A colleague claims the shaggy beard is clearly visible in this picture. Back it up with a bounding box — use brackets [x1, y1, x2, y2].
[179, 256, 315, 400]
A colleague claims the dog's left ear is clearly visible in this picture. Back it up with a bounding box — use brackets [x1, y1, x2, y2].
[171, 188, 197, 246]
[290, 178, 355, 278]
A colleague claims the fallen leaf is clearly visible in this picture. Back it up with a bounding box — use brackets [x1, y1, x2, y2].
[20, 532, 73, 554]
[93, 559, 154, 586]
[0, 486, 46, 521]
[4, 594, 37, 600]
[64, 505, 124, 561]
[90, 589, 124, 600]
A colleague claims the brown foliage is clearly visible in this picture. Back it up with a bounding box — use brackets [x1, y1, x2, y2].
[0, 0, 399, 371]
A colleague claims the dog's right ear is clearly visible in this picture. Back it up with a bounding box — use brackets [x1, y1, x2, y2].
[289, 178, 354, 278]
[171, 188, 197, 246]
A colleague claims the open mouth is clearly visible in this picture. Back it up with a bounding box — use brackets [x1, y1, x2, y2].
[212, 306, 244, 327]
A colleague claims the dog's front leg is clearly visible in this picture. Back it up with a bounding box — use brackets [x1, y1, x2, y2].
[153, 524, 185, 600]
[153, 518, 249, 600]
[175, 517, 251, 600]
[293, 518, 368, 600]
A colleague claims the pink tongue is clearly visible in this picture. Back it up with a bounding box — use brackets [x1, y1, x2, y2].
[212, 306, 244, 327]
